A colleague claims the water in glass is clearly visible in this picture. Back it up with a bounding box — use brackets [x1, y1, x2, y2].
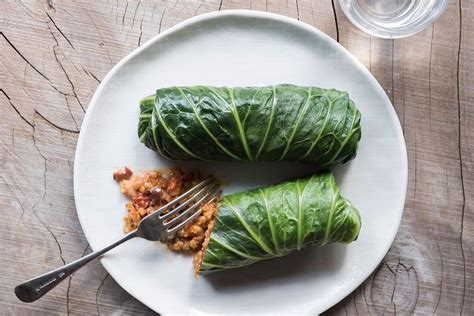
[339, 0, 450, 38]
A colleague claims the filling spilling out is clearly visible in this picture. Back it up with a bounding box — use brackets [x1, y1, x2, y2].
[113, 167, 218, 275]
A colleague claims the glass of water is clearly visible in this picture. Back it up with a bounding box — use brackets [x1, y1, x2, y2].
[339, 0, 450, 38]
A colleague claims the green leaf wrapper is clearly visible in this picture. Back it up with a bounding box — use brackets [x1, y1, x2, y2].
[198, 172, 361, 273]
[139, 85, 361, 167]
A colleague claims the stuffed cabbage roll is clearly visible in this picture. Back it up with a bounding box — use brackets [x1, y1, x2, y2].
[194, 172, 361, 274]
[139, 85, 361, 168]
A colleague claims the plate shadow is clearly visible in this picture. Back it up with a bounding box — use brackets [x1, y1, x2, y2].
[202, 244, 348, 290]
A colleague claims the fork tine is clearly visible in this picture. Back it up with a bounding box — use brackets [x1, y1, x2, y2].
[163, 183, 220, 227]
[166, 187, 221, 233]
[155, 177, 214, 215]
[160, 181, 216, 221]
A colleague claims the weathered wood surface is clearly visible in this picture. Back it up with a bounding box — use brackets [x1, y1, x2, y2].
[1, 0, 472, 315]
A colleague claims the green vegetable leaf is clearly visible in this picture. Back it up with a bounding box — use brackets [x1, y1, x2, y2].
[139, 85, 361, 167]
[200, 172, 361, 272]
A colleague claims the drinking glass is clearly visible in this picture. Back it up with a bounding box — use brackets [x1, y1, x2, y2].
[339, 0, 450, 38]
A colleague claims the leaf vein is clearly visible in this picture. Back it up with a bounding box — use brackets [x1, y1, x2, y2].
[177, 87, 244, 161]
[255, 86, 277, 161]
[228, 87, 254, 161]
[227, 200, 277, 256]
[154, 99, 207, 160]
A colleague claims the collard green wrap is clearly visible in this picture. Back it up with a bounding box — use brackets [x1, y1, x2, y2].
[139, 85, 361, 167]
[198, 172, 361, 273]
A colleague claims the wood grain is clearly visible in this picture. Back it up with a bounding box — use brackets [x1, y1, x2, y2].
[1, 0, 472, 315]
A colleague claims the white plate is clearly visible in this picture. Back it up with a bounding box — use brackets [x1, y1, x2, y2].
[74, 10, 407, 315]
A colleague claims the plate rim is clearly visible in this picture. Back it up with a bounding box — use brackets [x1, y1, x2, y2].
[74, 9, 408, 314]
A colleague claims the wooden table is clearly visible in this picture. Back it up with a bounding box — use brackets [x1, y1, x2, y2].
[1, 1, 472, 314]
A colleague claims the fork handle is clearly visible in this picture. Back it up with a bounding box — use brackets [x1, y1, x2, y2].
[15, 231, 137, 303]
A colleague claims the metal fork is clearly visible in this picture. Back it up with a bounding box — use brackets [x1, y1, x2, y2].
[15, 177, 220, 303]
